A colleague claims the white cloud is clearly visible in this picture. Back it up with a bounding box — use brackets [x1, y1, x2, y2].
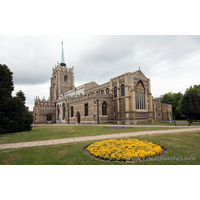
[1, 35, 200, 111]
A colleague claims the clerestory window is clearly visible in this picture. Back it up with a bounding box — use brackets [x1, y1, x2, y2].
[106, 88, 109, 95]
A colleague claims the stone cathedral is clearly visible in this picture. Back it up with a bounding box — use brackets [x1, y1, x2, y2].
[33, 42, 172, 124]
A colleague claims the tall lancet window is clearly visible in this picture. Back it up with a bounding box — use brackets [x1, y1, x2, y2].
[121, 84, 125, 96]
[64, 75, 68, 83]
[114, 86, 117, 98]
[102, 101, 107, 115]
[135, 81, 146, 110]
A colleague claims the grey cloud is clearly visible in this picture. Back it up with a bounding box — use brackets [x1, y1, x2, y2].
[1, 35, 200, 110]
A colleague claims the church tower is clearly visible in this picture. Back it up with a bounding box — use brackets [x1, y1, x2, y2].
[50, 41, 75, 101]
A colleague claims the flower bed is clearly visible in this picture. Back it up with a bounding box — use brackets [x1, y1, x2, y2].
[87, 139, 163, 161]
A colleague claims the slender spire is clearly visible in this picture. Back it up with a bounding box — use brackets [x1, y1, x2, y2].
[60, 40, 66, 66]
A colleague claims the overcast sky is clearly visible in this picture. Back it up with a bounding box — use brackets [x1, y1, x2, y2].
[0, 35, 200, 111]
[1, 1, 200, 111]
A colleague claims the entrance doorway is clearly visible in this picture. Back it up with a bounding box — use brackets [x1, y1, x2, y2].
[77, 112, 80, 124]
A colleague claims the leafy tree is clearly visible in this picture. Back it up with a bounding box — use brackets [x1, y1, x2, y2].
[181, 92, 200, 125]
[186, 84, 200, 97]
[161, 92, 183, 118]
[0, 64, 33, 134]
[185, 84, 200, 121]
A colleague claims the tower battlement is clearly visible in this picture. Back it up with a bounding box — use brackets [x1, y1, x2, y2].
[34, 96, 50, 104]
[52, 63, 74, 74]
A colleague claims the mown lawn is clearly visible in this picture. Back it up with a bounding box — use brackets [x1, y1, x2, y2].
[144, 120, 200, 126]
[0, 130, 199, 165]
[0, 125, 186, 144]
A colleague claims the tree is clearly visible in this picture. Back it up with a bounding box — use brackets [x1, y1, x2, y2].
[16, 90, 26, 104]
[185, 84, 200, 121]
[0, 64, 33, 134]
[161, 92, 183, 118]
[186, 84, 200, 97]
[0, 64, 14, 103]
[181, 91, 200, 125]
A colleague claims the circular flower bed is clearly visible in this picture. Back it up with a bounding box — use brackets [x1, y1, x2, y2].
[87, 139, 163, 161]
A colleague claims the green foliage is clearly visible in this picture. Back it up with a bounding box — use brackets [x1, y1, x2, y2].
[161, 84, 200, 123]
[0, 64, 14, 103]
[16, 90, 26, 104]
[161, 92, 183, 118]
[181, 92, 200, 124]
[0, 64, 33, 134]
[185, 84, 200, 97]
[181, 84, 200, 122]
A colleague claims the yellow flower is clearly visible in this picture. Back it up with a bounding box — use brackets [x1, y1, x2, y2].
[87, 138, 162, 161]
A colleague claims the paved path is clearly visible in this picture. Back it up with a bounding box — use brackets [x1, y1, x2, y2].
[0, 127, 200, 150]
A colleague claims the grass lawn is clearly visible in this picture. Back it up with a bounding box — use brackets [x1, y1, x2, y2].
[144, 120, 200, 126]
[0, 129, 199, 165]
[0, 125, 187, 144]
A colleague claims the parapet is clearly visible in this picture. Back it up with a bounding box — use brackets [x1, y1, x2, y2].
[34, 96, 51, 103]
[52, 63, 74, 74]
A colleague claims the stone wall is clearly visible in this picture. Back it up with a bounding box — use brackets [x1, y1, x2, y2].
[35, 67, 172, 125]
[56, 93, 114, 124]
[152, 99, 172, 121]
[50, 64, 75, 101]
[33, 97, 56, 124]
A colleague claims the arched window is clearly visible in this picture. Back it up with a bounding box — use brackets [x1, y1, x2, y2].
[63, 107, 66, 119]
[84, 103, 88, 116]
[114, 86, 117, 98]
[71, 107, 74, 117]
[101, 90, 104, 94]
[102, 101, 107, 115]
[64, 75, 68, 83]
[135, 81, 146, 110]
[121, 84, 125, 96]
[106, 88, 109, 95]
[58, 108, 60, 119]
